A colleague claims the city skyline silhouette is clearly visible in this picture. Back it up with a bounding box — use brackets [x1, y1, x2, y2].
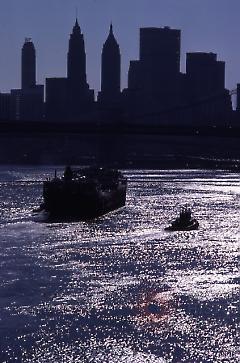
[0, 0, 240, 93]
[1, 18, 236, 125]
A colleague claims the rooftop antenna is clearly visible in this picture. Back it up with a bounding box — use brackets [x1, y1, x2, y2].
[76, 6, 78, 20]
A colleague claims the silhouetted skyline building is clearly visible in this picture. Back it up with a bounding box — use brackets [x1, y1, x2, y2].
[140, 26, 180, 78]
[21, 38, 36, 90]
[186, 52, 232, 124]
[67, 19, 94, 120]
[124, 26, 182, 119]
[98, 24, 121, 109]
[67, 20, 87, 90]
[9, 38, 44, 121]
[186, 52, 225, 98]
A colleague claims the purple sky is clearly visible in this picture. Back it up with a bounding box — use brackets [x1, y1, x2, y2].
[0, 0, 239, 94]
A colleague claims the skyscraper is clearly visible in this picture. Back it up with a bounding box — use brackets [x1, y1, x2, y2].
[67, 19, 94, 119]
[67, 19, 87, 90]
[125, 26, 182, 118]
[186, 52, 231, 124]
[186, 52, 225, 98]
[139, 27, 181, 99]
[10, 38, 44, 121]
[140, 26, 181, 78]
[99, 24, 121, 105]
[21, 38, 36, 90]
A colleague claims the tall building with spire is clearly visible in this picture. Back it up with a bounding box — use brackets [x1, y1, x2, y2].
[67, 19, 87, 89]
[67, 19, 94, 119]
[21, 38, 36, 89]
[98, 24, 121, 107]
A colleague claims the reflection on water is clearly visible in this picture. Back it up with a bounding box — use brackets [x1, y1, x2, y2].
[0, 167, 239, 362]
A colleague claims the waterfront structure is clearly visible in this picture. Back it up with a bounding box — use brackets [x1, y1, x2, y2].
[98, 24, 121, 109]
[67, 19, 94, 120]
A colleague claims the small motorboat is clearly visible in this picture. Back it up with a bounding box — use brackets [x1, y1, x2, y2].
[165, 207, 199, 231]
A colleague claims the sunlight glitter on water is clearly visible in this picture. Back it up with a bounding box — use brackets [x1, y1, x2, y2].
[0, 168, 239, 362]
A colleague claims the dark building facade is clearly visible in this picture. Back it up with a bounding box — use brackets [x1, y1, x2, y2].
[10, 86, 44, 121]
[20, 85, 44, 121]
[0, 93, 11, 120]
[98, 24, 121, 108]
[67, 19, 94, 120]
[46, 78, 68, 121]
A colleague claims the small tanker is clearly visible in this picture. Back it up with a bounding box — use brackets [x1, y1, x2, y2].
[39, 166, 127, 220]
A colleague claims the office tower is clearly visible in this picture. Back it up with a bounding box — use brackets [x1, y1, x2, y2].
[67, 19, 94, 119]
[21, 38, 36, 90]
[186, 52, 225, 97]
[125, 26, 182, 119]
[98, 24, 121, 106]
[186, 52, 231, 124]
[139, 26, 181, 90]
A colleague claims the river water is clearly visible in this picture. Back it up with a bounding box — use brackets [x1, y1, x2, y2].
[0, 167, 239, 363]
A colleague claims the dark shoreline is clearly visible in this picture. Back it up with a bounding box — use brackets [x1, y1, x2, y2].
[1, 120, 240, 138]
[0, 124, 239, 169]
[0, 159, 239, 172]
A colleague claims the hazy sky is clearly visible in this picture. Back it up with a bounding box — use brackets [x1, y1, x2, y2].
[0, 0, 239, 93]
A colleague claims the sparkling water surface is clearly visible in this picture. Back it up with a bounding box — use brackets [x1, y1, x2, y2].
[0, 166, 239, 362]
